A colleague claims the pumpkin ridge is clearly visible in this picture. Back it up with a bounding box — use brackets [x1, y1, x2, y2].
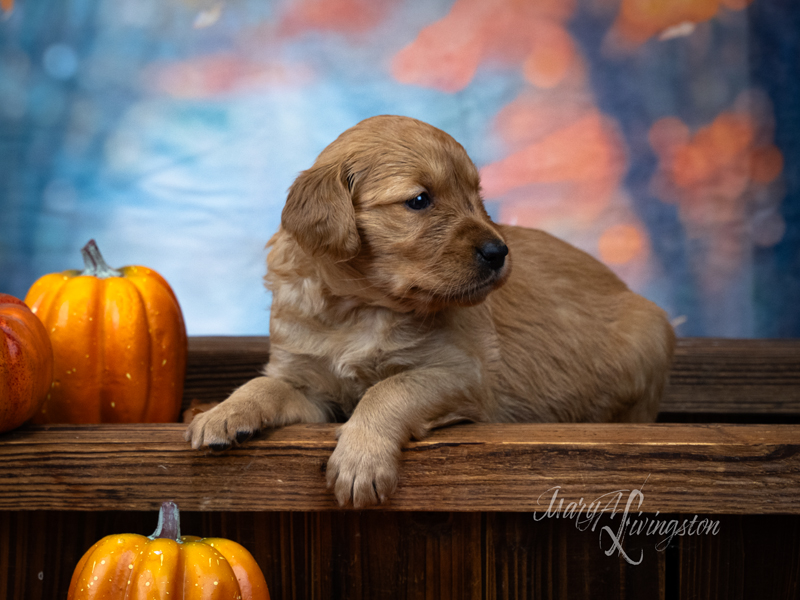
[55, 274, 104, 423]
[97, 277, 110, 424]
[125, 536, 148, 600]
[25, 272, 71, 321]
[124, 267, 186, 423]
[131, 280, 155, 424]
[8, 307, 46, 424]
[120, 537, 141, 600]
[34, 274, 71, 334]
[27, 300, 55, 419]
[100, 276, 152, 422]
[23, 280, 74, 424]
[89, 278, 103, 423]
[0, 318, 13, 426]
[176, 537, 187, 600]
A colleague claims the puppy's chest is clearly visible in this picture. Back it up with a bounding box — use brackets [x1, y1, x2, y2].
[274, 301, 429, 394]
[324, 311, 422, 384]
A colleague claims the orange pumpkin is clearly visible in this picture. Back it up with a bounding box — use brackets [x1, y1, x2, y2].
[68, 501, 270, 600]
[0, 294, 54, 433]
[24, 240, 187, 423]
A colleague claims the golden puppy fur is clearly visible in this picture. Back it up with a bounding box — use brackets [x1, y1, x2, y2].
[185, 115, 675, 507]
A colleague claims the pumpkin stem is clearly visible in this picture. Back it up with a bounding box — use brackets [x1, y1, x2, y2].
[80, 239, 123, 278]
[150, 501, 182, 542]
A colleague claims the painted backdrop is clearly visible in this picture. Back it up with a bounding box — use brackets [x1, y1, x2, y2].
[1, 0, 798, 336]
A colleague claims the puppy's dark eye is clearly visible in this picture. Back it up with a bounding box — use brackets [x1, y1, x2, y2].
[405, 192, 431, 211]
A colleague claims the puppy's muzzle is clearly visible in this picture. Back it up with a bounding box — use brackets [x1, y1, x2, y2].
[476, 239, 508, 271]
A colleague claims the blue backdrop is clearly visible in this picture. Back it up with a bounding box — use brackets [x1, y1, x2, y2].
[1, 0, 798, 337]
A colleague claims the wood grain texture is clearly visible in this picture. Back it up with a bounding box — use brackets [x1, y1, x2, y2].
[0, 510, 667, 600]
[184, 336, 270, 406]
[4, 509, 797, 600]
[677, 514, 800, 600]
[1, 423, 798, 513]
[666, 338, 800, 414]
[182, 337, 800, 415]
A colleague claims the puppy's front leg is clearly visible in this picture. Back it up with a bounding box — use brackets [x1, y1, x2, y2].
[326, 368, 478, 508]
[185, 376, 327, 451]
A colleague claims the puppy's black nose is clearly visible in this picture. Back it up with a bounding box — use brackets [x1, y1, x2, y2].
[476, 239, 508, 271]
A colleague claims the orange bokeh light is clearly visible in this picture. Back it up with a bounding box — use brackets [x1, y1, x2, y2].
[750, 146, 784, 184]
[279, 0, 395, 35]
[492, 90, 595, 152]
[522, 22, 576, 89]
[391, 0, 578, 92]
[653, 111, 774, 193]
[146, 55, 312, 98]
[481, 111, 626, 207]
[648, 97, 786, 276]
[391, 10, 486, 93]
[610, 0, 754, 46]
[598, 224, 647, 265]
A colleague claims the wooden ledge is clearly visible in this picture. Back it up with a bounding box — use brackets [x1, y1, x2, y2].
[2, 423, 798, 514]
[183, 337, 800, 416]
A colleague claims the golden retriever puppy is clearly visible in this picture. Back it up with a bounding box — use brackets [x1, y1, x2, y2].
[185, 115, 675, 507]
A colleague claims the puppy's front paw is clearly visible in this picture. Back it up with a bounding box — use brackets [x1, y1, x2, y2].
[184, 399, 265, 451]
[326, 423, 400, 508]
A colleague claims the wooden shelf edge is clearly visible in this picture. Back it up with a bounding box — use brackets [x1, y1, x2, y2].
[182, 337, 800, 415]
[1, 422, 798, 515]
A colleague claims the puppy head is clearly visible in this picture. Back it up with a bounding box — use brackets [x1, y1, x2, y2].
[282, 115, 510, 313]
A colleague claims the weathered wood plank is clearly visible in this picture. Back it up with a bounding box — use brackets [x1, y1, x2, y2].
[678, 514, 800, 599]
[183, 336, 270, 406]
[5, 509, 797, 600]
[666, 338, 800, 414]
[182, 337, 800, 415]
[1, 509, 676, 600]
[1, 423, 798, 514]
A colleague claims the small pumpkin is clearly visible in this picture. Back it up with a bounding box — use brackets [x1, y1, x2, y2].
[68, 501, 270, 600]
[0, 293, 54, 433]
[24, 240, 187, 423]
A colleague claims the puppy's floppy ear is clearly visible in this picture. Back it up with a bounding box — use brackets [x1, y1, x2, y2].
[282, 162, 361, 260]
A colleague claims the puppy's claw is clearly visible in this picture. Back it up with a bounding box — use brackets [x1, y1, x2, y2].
[208, 441, 232, 453]
[326, 424, 400, 507]
[183, 394, 270, 452]
[185, 420, 206, 449]
[373, 482, 388, 505]
[235, 429, 253, 444]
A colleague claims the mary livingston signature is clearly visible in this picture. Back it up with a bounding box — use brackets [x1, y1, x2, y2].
[532, 476, 720, 565]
